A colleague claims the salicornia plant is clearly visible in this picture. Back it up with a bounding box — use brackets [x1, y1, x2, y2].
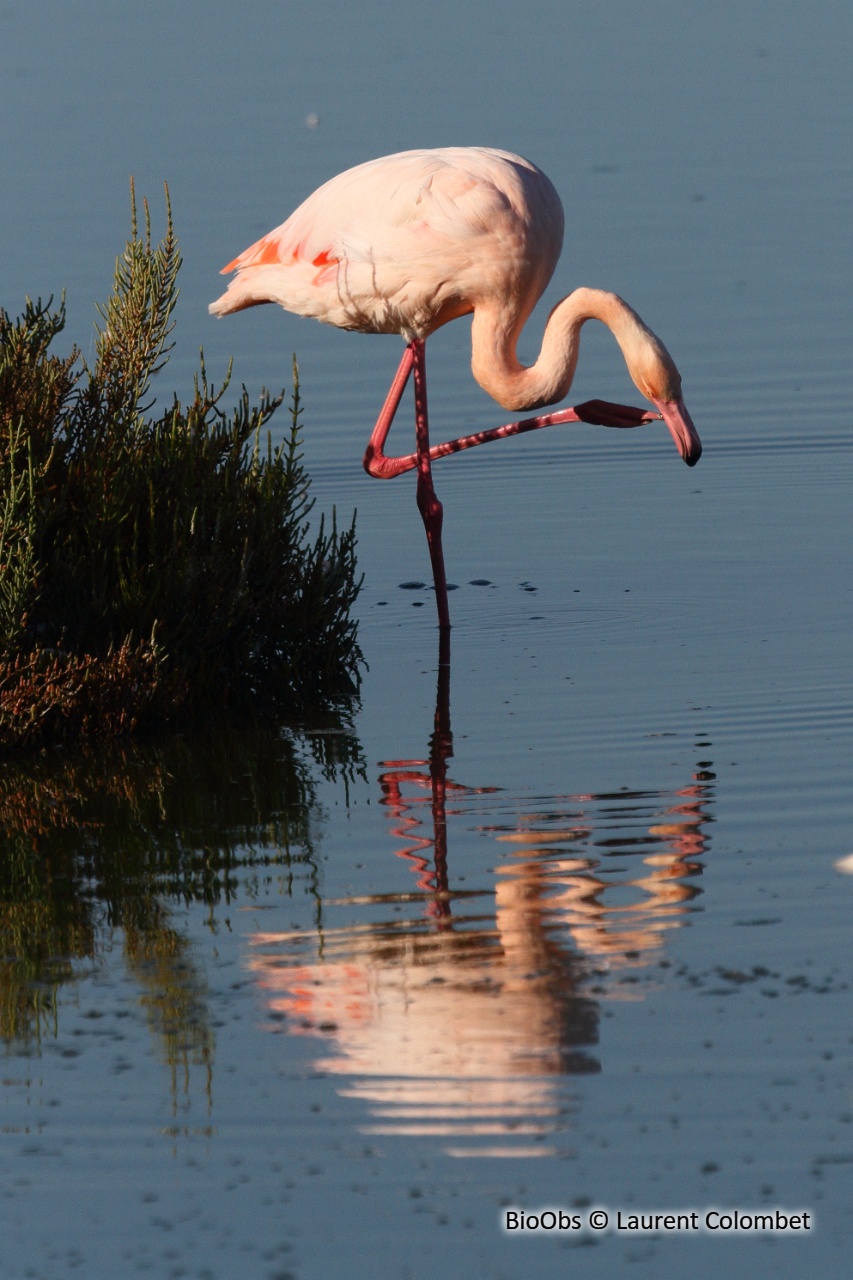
[0, 187, 361, 749]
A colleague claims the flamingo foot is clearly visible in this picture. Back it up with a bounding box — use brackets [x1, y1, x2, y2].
[571, 399, 662, 428]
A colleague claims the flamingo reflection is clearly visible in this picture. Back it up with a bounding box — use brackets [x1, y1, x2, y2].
[247, 638, 714, 1156]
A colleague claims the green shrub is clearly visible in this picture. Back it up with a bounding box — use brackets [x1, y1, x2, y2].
[0, 186, 361, 749]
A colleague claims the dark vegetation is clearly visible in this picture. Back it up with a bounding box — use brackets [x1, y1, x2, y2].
[0, 186, 361, 750]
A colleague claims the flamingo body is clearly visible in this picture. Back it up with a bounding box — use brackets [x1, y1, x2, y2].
[211, 147, 702, 629]
[210, 148, 564, 352]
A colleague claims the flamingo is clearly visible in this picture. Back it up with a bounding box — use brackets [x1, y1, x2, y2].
[210, 147, 702, 630]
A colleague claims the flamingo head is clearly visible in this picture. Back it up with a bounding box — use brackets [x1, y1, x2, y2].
[625, 328, 702, 467]
[649, 394, 702, 467]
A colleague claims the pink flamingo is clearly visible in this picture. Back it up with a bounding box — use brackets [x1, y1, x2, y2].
[210, 147, 702, 629]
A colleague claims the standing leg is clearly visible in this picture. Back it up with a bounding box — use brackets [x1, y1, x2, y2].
[410, 340, 451, 630]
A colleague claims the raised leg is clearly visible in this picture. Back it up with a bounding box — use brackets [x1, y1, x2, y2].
[362, 344, 417, 479]
[363, 346, 659, 482]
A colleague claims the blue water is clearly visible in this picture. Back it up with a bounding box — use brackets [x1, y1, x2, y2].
[1, 2, 852, 1277]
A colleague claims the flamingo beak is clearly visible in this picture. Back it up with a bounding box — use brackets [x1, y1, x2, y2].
[652, 395, 702, 467]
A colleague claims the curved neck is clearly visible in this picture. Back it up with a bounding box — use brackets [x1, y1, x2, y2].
[470, 286, 680, 412]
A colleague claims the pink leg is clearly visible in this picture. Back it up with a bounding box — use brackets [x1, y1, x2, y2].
[363, 347, 659, 482]
[360, 341, 659, 628]
[362, 345, 416, 479]
[411, 340, 451, 631]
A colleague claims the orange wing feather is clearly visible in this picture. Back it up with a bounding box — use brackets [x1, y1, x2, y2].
[221, 229, 340, 275]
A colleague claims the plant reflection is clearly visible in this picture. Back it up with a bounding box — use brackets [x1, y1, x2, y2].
[0, 717, 365, 1105]
[0, 644, 715, 1156]
[248, 635, 715, 1157]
